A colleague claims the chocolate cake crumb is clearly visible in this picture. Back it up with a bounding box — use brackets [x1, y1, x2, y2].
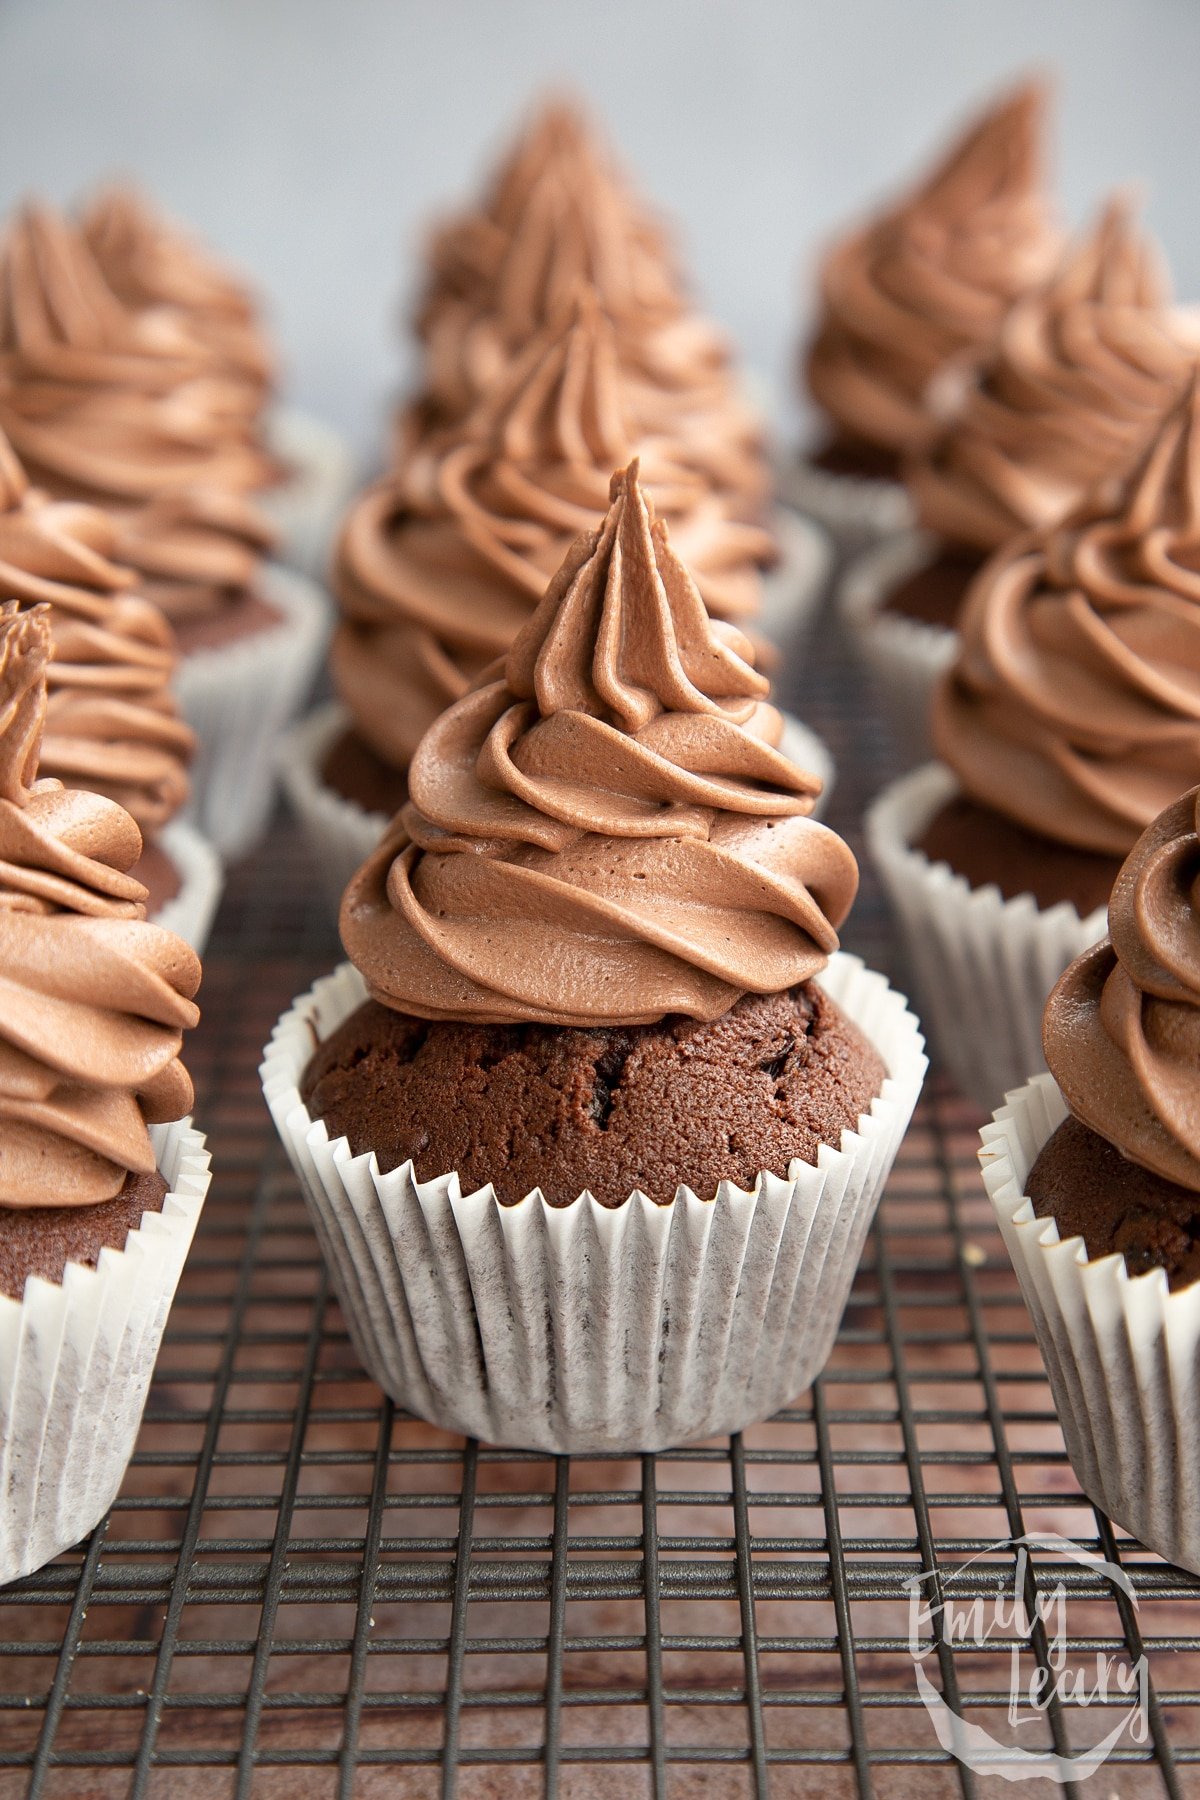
[1030, 1115, 1200, 1291]
[0, 1168, 169, 1298]
[302, 984, 886, 1208]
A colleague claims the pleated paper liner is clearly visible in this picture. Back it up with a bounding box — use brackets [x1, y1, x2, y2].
[261, 953, 926, 1454]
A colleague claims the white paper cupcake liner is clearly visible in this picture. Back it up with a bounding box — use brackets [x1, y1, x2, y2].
[777, 450, 914, 550]
[980, 1076, 1200, 1574]
[278, 702, 388, 916]
[260, 953, 925, 1453]
[150, 818, 224, 955]
[758, 506, 834, 661]
[260, 405, 357, 582]
[838, 531, 956, 765]
[280, 702, 838, 921]
[176, 563, 330, 860]
[867, 763, 1106, 1112]
[0, 1117, 211, 1585]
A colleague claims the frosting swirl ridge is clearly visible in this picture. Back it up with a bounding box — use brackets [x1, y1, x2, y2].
[336, 291, 775, 773]
[933, 376, 1200, 855]
[908, 195, 1198, 551]
[0, 431, 193, 830]
[0, 603, 201, 1206]
[81, 183, 275, 408]
[340, 463, 856, 1026]
[403, 100, 767, 508]
[806, 79, 1061, 455]
[1044, 784, 1200, 1192]
[0, 204, 276, 623]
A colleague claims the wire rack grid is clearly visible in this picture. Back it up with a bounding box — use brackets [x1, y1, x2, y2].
[1, 576, 1198, 1800]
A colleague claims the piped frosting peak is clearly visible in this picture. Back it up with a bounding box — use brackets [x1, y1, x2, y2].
[908, 194, 1197, 551]
[0, 600, 201, 1206]
[934, 374, 1200, 856]
[340, 464, 856, 1027]
[805, 78, 1062, 455]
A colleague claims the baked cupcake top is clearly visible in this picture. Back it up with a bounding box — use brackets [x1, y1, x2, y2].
[0, 204, 276, 625]
[403, 99, 766, 505]
[81, 183, 275, 410]
[335, 291, 776, 774]
[0, 602, 200, 1206]
[0, 428, 193, 834]
[933, 377, 1200, 857]
[1044, 783, 1200, 1191]
[907, 196, 1197, 552]
[805, 79, 1061, 457]
[340, 461, 856, 1026]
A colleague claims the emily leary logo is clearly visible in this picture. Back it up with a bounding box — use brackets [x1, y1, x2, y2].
[906, 1533, 1149, 1783]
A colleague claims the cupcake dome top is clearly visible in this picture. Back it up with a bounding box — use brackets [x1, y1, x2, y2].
[933, 376, 1200, 856]
[907, 194, 1198, 552]
[0, 602, 200, 1205]
[1044, 783, 1200, 1191]
[340, 462, 856, 1027]
[805, 78, 1061, 456]
[0, 203, 276, 624]
[334, 289, 774, 775]
[0, 426, 193, 833]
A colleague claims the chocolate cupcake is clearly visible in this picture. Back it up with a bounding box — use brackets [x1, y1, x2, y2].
[283, 294, 832, 910]
[0, 203, 328, 856]
[263, 464, 925, 1452]
[80, 182, 355, 579]
[0, 426, 220, 946]
[980, 784, 1200, 1573]
[402, 97, 771, 519]
[842, 194, 1197, 757]
[792, 79, 1061, 543]
[868, 377, 1200, 1108]
[0, 601, 209, 1581]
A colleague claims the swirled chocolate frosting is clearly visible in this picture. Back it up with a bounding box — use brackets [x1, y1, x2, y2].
[340, 462, 856, 1026]
[0, 430, 193, 831]
[0, 602, 200, 1207]
[1044, 785, 1200, 1191]
[336, 291, 775, 775]
[933, 377, 1200, 856]
[403, 100, 768, 507]
[0, 204, 276, 624]
[806, 79, 1061, 456]
[908, 195, 1198, 551]
[81, 183, 275, 410]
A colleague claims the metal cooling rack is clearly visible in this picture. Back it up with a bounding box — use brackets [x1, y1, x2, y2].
[2, 581, 1199, 1800]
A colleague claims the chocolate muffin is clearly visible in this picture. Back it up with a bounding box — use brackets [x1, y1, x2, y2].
[304, 984, 884, 1209]
[269, 460, 925, 1451]
[869, 381, 1200, 1110]
[0, 601, 208, 1582]
[980, 782, 1200, 1574]
[1031, 784, 1200, 1288]
[926, 377, 1200, 911]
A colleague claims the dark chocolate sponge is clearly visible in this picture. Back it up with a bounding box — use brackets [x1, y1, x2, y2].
[809, 434, 903, 483]
[322, 725, 408, 819]
[882, 545, 983, 629]
[918, 796, 1121, 916]
[302, 983, 887, 1208]
[172, 587, 285, 658]
[0, 1169, 168, 1299]
[1029, 1115, 1200, 1292]
[132, 838, 183, 914]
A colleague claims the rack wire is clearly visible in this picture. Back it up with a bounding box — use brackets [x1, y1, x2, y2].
[2, 579, 1199, 1799]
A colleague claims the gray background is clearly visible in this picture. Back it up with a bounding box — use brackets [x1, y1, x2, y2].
[1, 0, 1195, 457]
